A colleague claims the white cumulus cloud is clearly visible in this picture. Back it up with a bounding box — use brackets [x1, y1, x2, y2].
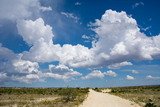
[1, 9, 160, 84]
[104, 70, 117, 77]
[90, 9, 160, 67]
[16, 10, 160, 69]
[13, 59, 40, 74]
[82, 70, 105, 79]
[82, 70, 117, 79]
[17, 18, 92, 67]
[44, 64, 82, 80]
[12, 74, 40, 83]
[126, 75, 135, 80]
[17, 18, 53, 45]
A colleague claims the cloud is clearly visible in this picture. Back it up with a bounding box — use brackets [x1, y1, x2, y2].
[75, 2, 81, 6]
[108, 61, 132, 69]
[141, 26, 151, 32]
[1, 9, 160, 84]
[146, 75, 160, 80]
[17, 18, 59, 62]
[104, 70, 117, 77]
[12, 74, 40, 83]
[132, 2, 144, 9]
[61, 12, 79, 23]
[131, 70, 139, 74]
[123, 69, 139, 74]
[0, 2, 56, 84]
[17, 18, 53, 45]
[0, 43, 17, 60]
[0, 73, 8, 83]
[0, 1, 85, 84]
[40, 6, 52, 12]
[0, 44, 17, 74]
[0, 0, 52, 21]
[12, 58, 40, 74]
[126, 75, 135, 80]
[0, 44, 42, 84]
[17, 18, 92, 67]
[23, 40, 60, 63]
[81, 34, 96, 43]
[82, 35, 91, 40]
[82, 70, 105, 79]
[82, 70, 117, 79]
[90, 10, 160, 67]
[0, 44, 81, 83]
[17, 10, 160, 69]
[59, 44, 93, 67]
[44, 64, 82, 80]
[12, 62, 83, 82]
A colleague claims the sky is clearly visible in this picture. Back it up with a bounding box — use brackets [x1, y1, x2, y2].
[0, 0, 160, 87]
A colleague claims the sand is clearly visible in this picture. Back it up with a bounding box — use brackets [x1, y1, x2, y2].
[79, 89, 141, 107]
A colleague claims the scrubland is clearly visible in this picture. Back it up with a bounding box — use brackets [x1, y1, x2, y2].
[104, 85, 160, 107]
[0, 87, 89, 107]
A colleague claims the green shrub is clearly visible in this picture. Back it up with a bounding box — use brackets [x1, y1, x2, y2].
[56, 88, 88, 102]
[94, 87, 101, 92]
[145, 99, 157, 107]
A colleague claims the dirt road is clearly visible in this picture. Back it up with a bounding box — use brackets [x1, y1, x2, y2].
[79, 89, 141, 107]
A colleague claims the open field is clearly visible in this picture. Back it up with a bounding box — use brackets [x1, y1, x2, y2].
[106, 85, 160, 107]
[1, 86, 159, 107]
[0, 87, 89, 107]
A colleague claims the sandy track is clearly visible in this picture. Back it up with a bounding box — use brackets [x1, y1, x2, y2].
[79, 89, 141, 107]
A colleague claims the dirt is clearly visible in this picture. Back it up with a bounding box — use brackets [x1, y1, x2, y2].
[79, 89, 141, 107]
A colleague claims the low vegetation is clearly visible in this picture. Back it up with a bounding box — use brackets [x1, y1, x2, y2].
[0, 87, 89, 107]
[93, 87, 102, 92]
[108, 85, 160, 107]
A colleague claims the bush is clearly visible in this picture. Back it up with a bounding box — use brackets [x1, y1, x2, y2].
[145, 99, 157, 107]
[55, 88, 89, 102]
[94, 87, 101, 92]
[61, 88, 77, 102]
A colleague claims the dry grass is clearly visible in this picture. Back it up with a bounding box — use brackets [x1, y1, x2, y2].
[0, 87, 89, 107]
[108, 85, 160, 107]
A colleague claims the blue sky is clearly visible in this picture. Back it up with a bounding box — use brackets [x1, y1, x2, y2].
[0, 0, 160, 87]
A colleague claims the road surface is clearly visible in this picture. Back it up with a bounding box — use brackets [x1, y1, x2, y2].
[79, 89, 141, 107]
